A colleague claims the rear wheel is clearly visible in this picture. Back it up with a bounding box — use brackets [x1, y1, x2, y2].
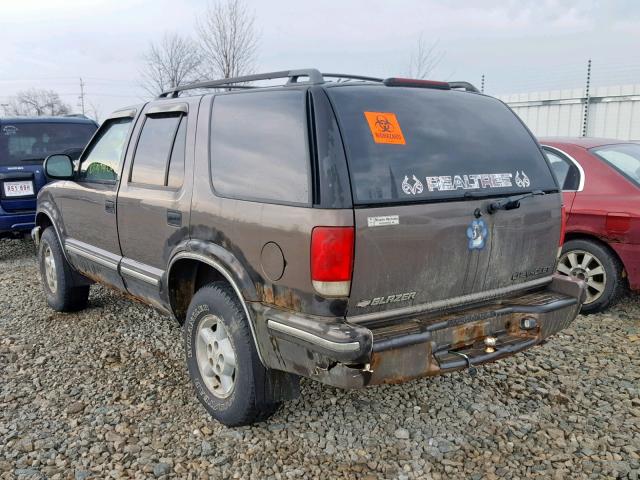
[183, 282, 281, 426]
[38, 227, 90, 312]
[556, 239, 625, 313]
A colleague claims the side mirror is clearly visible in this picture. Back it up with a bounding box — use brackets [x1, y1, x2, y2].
[44, 154, 74, 180]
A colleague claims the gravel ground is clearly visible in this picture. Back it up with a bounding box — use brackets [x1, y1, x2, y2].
[1, 237, 639, 480]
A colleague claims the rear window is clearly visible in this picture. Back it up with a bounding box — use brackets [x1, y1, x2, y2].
[591, 143, 640, 187]
[327, 86, 558, 204]
[0, 122, 96, 166]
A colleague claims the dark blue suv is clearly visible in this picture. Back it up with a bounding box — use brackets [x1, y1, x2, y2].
[0, 117, 97, 237]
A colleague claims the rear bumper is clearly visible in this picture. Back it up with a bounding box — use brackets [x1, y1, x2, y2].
[259, 275, 585, 389]
[0, 210, 35, 234]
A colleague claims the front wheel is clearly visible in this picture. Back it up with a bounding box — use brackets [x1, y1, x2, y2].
[38, 227, 90, 312]
[556, 239, 625, 313]
[183, 282, 282, 426]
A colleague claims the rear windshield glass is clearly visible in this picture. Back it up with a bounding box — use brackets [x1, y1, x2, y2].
[591, 143, 640, 187]
[327, 86, 557, 204]
[0, 122, 96, 166]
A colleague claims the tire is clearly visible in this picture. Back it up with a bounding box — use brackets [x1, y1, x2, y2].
[38, 227, 90, 312]
[556, 239, 625, 314]
[184, 282, 281, 426]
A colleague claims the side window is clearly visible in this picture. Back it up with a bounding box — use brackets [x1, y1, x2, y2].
[544, 148, 581, 191]
[80, 118, 132, 183]
[210, 90, 310, 204]
[130, 114, 185, 187]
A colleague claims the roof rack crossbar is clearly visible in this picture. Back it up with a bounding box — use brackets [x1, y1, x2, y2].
[448, 81, 480, 93]
[158, 69, 324, 98]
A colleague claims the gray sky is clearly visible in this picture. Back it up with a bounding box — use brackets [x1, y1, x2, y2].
[2, 0, 640, 119]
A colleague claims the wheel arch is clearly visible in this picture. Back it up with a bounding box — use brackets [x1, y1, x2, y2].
[166, 252, 266, 365]
[562, 232, 628, 282]
[35, 210, 70, 263]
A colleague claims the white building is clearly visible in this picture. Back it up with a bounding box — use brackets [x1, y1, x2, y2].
[497, 84, 640, 141]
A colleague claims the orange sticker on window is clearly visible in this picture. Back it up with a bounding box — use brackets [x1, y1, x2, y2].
[364, 111, 406, 145]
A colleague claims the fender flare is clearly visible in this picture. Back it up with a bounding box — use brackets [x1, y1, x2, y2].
[167, 250, 266, 365]
[34, 207, 70, 264]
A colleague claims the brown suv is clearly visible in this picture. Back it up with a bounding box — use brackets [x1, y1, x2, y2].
[32, 70, 586, 426]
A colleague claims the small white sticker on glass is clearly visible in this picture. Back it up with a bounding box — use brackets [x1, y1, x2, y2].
[2, 125, 18, 136]
[367, 215, 399, 227]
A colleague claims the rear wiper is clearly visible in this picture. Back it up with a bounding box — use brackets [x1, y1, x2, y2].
[487, 190, 545, 214]
[463, 191, 494, 200]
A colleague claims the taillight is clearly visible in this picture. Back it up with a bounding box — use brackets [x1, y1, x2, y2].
[559, 205, 567, 246]
[311, 226, 354, 297]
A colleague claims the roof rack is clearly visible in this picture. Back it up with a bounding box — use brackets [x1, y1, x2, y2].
[157, 69, 479, 98]
[158, 69, 325, 98]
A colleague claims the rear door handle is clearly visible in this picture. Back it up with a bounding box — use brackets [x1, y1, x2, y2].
[105, 199, 116, 214]
[167, 209, 182, 227]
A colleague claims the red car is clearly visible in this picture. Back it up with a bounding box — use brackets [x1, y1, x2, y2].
[539, 137, 640, 313]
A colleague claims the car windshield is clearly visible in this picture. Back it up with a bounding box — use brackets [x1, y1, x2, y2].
[591, 143, 640, 187]
[0, 122, 96, 166]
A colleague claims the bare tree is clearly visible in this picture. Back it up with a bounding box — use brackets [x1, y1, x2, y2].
[196, 0, 258, 80]
[87, 101, 102, 123]
[406, 35, 444, 79]
[140, 32, 202, 96]
[6, 89, 71, 116]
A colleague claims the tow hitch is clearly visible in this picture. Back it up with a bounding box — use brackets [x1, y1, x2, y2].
[484, 336, 497, 353]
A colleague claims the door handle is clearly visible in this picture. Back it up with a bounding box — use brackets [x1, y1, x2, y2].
[167, 209, 182, 227]
[105, 199, 116, 214]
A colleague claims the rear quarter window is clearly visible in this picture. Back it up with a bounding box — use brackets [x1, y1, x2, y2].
[130, 113, 184, 187]
[327, 86, 558, 204]
[209, 90, 310, 205]
[591, 143, 640, 187]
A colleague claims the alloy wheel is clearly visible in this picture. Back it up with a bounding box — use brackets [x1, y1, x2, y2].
[43, 244, 57, 293]
[195, 314, 237, 398]
[557, 249, 606, 304]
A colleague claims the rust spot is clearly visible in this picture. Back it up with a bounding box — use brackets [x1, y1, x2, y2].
[79, 271, 104, 285]
[507, 314, 543, 340]
[449, 322, 486, 349]
[171, 277, 195, 320]
[263, 285, 275, 304]
[368, 341, 439, 385]
[255, 282, 303, 312]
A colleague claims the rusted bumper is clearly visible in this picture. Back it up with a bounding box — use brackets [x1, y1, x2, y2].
[258, 275, 585, 389]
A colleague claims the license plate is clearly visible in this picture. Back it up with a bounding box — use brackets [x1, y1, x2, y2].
[3, 180, 34, 197]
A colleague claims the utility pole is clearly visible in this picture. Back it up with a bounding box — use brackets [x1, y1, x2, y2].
[481, 74, 485, 93]
[78, 77, 86, 116]
[581, 59, 591, 137]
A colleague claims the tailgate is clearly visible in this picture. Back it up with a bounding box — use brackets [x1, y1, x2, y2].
[349, 194, 561, 315]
